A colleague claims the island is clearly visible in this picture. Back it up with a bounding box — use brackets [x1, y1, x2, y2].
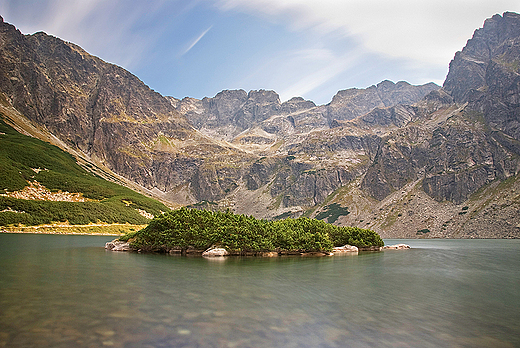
[105, 207, 385, 256]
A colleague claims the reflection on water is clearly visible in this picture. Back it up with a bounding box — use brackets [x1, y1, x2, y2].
[0, 235, 519, 347]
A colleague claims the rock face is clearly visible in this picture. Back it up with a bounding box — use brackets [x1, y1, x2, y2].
[449, 12, 520, 142]
[1, 13, 520, 239]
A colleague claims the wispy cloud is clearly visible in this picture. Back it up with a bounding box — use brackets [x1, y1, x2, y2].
[0, 0, 190, 69]
[277, 48, 364, 101]
[182, 25, 213, 56]
[215, 0, 520, 67]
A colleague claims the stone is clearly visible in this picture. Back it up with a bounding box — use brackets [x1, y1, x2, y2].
[105, 240, 133, 251]
[332, 245, 359, 253]
[202, 247, 229, 257]
[383, 244, 411, 250]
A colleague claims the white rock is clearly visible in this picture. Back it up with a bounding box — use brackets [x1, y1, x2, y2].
[202, 247, 230, 257]
[105, 240, 132, 251]
[382, 243, 411, 250]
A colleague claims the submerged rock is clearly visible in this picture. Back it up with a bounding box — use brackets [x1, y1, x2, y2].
[383, 244, 411, 250]
[358, 246, 383, 251]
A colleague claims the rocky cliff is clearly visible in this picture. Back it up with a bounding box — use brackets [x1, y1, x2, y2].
[0, 13, 519, 238]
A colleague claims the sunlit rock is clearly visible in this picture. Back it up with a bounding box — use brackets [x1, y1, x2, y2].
[202, 247, 230, 257]
[105, 240, 133, 251]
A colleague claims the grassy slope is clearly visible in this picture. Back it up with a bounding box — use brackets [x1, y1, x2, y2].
[0, 119, 169, 227]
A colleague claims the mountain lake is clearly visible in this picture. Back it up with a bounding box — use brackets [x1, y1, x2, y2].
[0, 233, 518, 347]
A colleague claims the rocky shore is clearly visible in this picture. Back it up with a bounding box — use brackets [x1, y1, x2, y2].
[105, 240, 411, 256]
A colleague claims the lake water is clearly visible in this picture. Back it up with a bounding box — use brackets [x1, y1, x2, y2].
[0, 234, 519, 348]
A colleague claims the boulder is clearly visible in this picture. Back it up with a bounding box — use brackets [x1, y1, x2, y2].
[105, 240, 133, 251]
[202, 247, 230, 257]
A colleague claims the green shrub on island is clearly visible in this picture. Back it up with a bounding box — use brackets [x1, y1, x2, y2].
[120, 207, 384, 253]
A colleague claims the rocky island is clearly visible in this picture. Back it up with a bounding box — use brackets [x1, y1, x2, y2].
[105, 207, 385, 256]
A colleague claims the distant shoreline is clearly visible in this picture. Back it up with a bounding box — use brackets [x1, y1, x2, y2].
[1, 230, 122, 236]
[0, 223, 146, 236]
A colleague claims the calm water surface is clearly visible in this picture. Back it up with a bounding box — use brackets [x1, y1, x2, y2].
[0, 234, 519, 347]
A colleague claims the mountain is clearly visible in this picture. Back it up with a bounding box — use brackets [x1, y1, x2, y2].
[0, 13, 519, 238]
[168, 80, 438, 145]
[0, 15, 254, 206]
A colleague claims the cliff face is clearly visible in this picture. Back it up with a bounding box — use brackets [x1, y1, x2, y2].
[1, 13, 519, 238]
[443, 12, 520, 140]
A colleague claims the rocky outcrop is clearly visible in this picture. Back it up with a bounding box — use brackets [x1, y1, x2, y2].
[1, 181, 86, 202]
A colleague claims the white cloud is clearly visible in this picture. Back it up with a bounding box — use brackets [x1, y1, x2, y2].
[214, 0, 520, 67]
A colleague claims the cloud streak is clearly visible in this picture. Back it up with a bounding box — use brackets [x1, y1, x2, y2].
[182, 25, 213, 56]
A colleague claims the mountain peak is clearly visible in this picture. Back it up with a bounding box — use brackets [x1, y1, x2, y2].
[443, 11, 520, 104]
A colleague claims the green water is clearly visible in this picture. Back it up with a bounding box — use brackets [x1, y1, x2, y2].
[0, 234, 519, 347]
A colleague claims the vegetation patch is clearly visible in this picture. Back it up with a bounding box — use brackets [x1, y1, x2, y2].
[187, 200, 220, 212]
[119, 208, 384, 254]
[416, 228, 430, 235]
[315, 203, 350, 223]
[272, 211, 294, 220]
[0, 119, 168, 226]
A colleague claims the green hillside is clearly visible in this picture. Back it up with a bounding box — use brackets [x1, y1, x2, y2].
[0, 119, 169, 226]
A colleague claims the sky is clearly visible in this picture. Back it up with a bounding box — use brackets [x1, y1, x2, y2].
[0, 1, 518, 105]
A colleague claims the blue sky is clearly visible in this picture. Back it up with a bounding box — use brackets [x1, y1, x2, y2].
[1, 0, 518, 104]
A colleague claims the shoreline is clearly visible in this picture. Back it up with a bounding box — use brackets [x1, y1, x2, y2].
[105, 240, 411, 256]
[0, 223, 146, 236]
[1, 230, 123, 236]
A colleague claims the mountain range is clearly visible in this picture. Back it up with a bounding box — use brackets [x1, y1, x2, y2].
[0, 12, 519, 238]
